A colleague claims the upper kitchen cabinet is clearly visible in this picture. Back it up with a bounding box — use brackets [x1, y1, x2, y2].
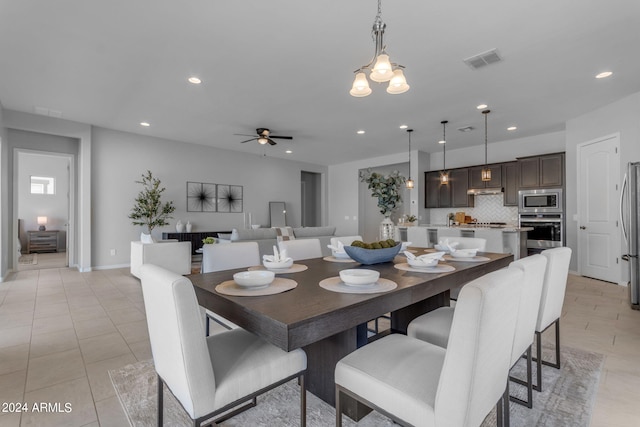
[502, 162, 518, 206]
[450, 168, 474, 207]
[424, 169, 473, 208]
[469, 164, 503, 189]
[517, 152, 565, 189]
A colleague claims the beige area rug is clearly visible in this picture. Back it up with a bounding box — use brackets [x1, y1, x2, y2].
[18, 253, 38, 265]
[110, 345, 604, 427]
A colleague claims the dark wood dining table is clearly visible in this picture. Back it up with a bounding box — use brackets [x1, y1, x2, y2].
[190, 250, 513, 420]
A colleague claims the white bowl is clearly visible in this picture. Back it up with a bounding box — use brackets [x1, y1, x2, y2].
[450, 248, 479, 258]
[233, 271, 275, 288]
[263, 258, 294, 270]
[251, 224, 260, 229]
[339, 269, 380, 286]
[407, 253, 444, 268]
[332, 250, 351, 259]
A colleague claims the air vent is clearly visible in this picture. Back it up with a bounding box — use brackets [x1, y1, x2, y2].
[457, 126, 474, 132]
[463, 48, 502, 70]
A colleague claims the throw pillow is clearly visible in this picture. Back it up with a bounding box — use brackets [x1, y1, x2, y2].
[275, 226, 295, 242]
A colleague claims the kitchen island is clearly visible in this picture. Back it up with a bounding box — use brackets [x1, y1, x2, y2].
[400, 224, 531, 259]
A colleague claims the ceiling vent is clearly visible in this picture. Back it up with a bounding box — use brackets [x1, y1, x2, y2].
[34, 106, 63, 118]
[463, 48, 502, 70]
[457, 126, 474, 132]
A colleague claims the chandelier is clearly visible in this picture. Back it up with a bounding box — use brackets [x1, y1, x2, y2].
[349, 0, 409, 97]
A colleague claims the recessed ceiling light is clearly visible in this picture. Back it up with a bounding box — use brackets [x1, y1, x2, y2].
[507, 126, 517, 131]
[285, 150, 292, 154]
[188, 77, 202, 84]
[476, 104, 488, 109]
[357, 130, 365, 134]
[140, 122, 150, 127]
[595, 71, 613, 79]
[399, 125, 408, 129]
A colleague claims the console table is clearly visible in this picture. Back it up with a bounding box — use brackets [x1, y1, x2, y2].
[162, 231, 231, 255]
[27, 230, 59, 253]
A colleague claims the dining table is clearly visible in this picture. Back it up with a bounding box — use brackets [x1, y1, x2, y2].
[190, 249, 513, 421]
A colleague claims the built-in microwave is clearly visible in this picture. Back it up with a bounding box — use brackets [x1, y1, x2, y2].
[518, 188, 563, 213]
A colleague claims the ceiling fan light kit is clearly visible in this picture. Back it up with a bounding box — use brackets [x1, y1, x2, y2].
[235, 127, 292, 146]
[350, 0, 409, 97]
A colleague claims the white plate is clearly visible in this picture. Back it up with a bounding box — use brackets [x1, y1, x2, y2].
[394, 263, 455, 273]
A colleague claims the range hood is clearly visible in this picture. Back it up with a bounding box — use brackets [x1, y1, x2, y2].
[467, 187, 504, 195]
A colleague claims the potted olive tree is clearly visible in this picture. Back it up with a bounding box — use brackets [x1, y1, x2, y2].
[129, 170, 175, 242]
[359, 169, 406, 240]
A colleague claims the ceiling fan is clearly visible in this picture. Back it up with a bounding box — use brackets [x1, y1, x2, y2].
[235, 128, 293, 146]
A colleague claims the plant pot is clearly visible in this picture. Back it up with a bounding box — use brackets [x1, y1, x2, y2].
[140, 232, 154, 244]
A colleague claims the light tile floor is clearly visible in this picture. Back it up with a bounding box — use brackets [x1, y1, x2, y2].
[0, 257, 638, 426]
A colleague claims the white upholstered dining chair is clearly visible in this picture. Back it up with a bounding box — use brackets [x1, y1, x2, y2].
[335, 267, 524, 427]
[533, 247, 572, 392]
[140, 264, 307, 427]
[278, 238, 322, 261]
[407, 255, 547, 414]
[200, 242, 261, 333]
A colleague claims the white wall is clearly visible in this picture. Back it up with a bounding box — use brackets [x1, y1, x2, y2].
[329, 151, 413, 238]
[17, 152, 70, 251]
[91, 126, 327, 268]
[428, 131, 566, 170]
[566, 91, 640, 276]
[0, 105, 8, 280]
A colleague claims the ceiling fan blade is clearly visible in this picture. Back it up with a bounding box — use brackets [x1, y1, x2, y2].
[234, 133, 258, 137]
[268, 138, 277, 145]
[269, 135, 293, 140]
[239, 138, 257, 143]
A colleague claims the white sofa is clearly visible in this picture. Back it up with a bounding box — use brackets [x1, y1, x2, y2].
[130, 240, 192, 279]
[225, 226, 337, 258]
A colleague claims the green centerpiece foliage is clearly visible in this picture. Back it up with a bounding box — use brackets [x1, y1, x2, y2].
[359, 169, 406, 217]
[129, 170, 176, 234]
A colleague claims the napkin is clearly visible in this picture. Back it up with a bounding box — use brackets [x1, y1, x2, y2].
[327, 240, 346, 253]
[262, 246, 290, 262]
[404, 251, 417, 260]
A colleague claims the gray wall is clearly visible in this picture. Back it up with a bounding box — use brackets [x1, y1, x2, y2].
[91, 126, 327, 268]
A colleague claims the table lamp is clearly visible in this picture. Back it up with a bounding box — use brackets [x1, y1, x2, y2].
[37, 216, 47, 231]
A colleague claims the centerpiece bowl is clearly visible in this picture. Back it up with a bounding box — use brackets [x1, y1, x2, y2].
[343, 243, 401, 265]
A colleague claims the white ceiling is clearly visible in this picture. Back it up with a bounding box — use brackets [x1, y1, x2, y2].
[1, 0, 639, 165]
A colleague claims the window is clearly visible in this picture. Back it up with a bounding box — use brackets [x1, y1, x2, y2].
[30, 176, 55, 195]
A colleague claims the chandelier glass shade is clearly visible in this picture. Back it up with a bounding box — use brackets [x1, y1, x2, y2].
[350, 0, 409, 97]
[440, 120, 449, 184]
[481, 109, 491, 181]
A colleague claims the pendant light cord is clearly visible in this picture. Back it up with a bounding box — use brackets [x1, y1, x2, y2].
[482, 109, 490, 167]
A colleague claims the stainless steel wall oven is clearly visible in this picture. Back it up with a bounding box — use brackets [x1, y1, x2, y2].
[519, 214, 564, 255]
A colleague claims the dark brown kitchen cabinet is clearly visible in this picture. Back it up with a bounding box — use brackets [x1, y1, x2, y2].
[424, 169, 473, 208]
[469, 164, 503, 189]
[502, 162, 518, 206]
[518, 153, 564, 189]
[450, 168, 474, 207]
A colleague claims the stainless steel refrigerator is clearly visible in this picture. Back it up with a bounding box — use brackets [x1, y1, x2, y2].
[621, 161, 640, 310]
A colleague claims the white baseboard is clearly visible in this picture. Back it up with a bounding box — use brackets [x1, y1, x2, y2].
[91, 263, 130, 271]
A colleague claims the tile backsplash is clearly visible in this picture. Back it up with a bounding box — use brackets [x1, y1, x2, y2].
[427, 194, 518, 226]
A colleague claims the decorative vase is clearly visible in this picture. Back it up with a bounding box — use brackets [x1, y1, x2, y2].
[379, 216, 396, 241]
[176, 220, 184, 233]
[140, 232, 154, 244]
[185, 221, 192, 232]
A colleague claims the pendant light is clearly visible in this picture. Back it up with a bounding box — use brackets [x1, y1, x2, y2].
[439, 120, 449, 184]
[481, 109, 491, 181]
[405, 129, 414, 189]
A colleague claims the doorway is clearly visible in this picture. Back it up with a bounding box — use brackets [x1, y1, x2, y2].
[301, 171, 321, 227]
[14, 149, 73, 270]
[577, 133, 620, 283]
